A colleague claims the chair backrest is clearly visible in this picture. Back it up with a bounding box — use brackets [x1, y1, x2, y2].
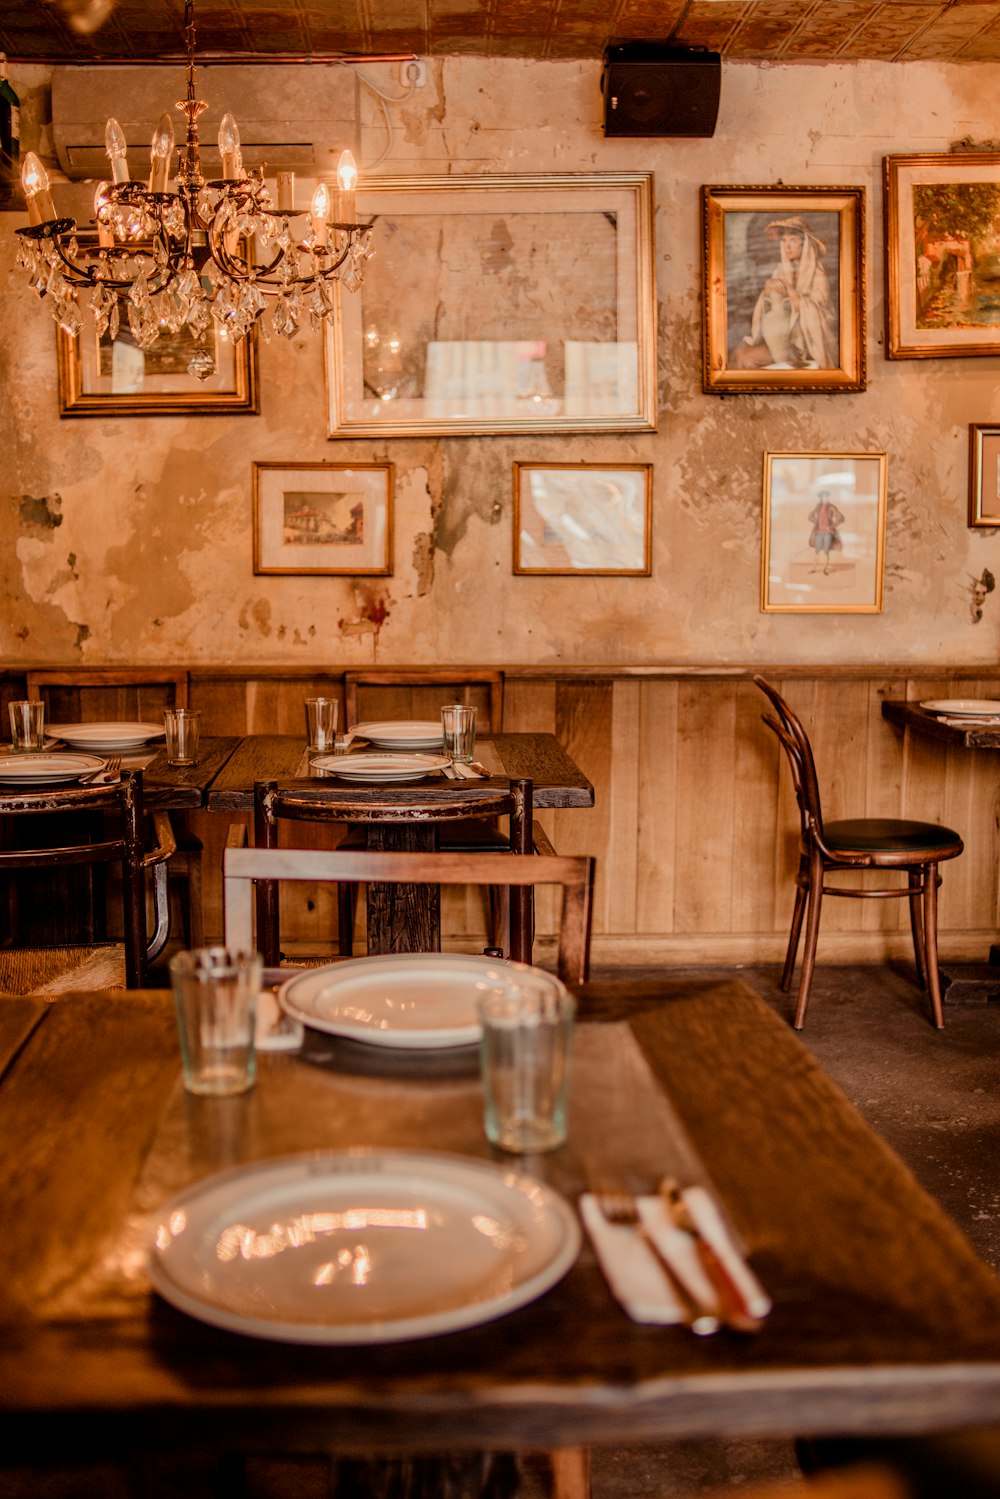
[252, 775, 535, 967]
[0, 771, 148, 987]
[753, 676, 826, 840]
[224, 845, 594, 986]
[344, 670, 504, 733]
[26, 668, 188, 723]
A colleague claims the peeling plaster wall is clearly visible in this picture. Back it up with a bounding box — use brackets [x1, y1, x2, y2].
[3, 56, 1000, 667]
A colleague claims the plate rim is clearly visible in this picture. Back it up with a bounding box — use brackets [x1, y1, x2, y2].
[311, 751, 451, 781]
[51, 720, 165, 740]
[147, 1147, 581, 1345]
[920, 698, 1000, 716]
[0, 750, 106, 782]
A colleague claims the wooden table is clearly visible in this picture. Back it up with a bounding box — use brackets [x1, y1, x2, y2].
[118, 735, 243, 810]
[2, 976, 999, 1478]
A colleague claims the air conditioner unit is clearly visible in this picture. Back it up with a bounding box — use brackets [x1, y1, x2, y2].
[51, 65, 358, 180]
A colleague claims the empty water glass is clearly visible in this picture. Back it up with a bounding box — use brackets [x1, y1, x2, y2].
[9, 700, 45, 752]
[164, 708, 200, 766]
[441, 703, 477, 764]
[170, 947, 262, 1096]
[305, 696, 339, 752]
[478, 972, 576, 1153]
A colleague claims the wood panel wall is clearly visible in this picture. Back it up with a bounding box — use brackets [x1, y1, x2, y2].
[7, 665, 998, 965]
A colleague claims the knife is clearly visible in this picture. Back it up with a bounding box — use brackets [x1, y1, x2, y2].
[659, 1177, 771, 1333]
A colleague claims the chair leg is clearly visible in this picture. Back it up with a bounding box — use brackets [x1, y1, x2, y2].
[781, 867, 809, 991]
[793, 852, 824, 1030]
[907, 868, 927, 988]
[549, 1445, 591, 1499]
[922, 863, 945, 1029]
[338, 884, 355, 957]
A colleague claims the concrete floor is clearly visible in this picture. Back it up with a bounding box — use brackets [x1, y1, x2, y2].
[535, 959, 1000, 1499]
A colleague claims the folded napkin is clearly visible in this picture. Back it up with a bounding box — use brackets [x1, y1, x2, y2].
[255, 990, 304, 1051]
[579, 1194, 687, 1325]
[941, 715, 1000, 727]
[450, 761, 485, 779]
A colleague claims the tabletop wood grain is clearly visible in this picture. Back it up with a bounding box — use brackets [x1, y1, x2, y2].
[1, 976, 998, 1462]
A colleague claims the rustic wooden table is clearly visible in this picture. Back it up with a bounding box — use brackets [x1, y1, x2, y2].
[2, 976, 999, 1478]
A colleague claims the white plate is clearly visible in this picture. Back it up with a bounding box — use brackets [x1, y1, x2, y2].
[0, 751, 106, 785]
[279, 952, 563, 1049]
[311, 752, 451, 783]
[53, 721, 165, 750]
[148, 1149, 580, 1344]
[920, 699, 1000, 717]
[352, 720, 445, 750]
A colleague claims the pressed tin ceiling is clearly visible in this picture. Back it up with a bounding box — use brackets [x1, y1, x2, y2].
[5, 0, 1000, 64]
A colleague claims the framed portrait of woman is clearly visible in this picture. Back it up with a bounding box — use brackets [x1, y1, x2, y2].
[702, 185, 866, 394]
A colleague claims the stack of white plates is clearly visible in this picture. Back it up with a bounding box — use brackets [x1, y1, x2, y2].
[352, 720, 445, 751]
[0, 752, 105, 786]
[311, 751, 451, 783]
[52, 721, 165, 751]
[920, 699, 1000, 717]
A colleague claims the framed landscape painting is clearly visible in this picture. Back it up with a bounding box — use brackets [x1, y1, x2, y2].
[761, 452, 887, 613]
[253, 462, 393, 576]
[884, 152, 1000, 359]
[702, 185, 866, 394]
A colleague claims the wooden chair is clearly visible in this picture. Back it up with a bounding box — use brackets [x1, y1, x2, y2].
[344, 668, 503, 733]
[252, 776, 547, 970]
[755, 676, 964, 1029]
[223, 845, 594, 986]
[26, 668, 203, 949]
[0, 770, 154, 990]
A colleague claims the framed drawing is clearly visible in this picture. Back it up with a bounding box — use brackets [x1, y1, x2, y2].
[512, 462, 652, 575]
[253, 462, 393, 576]
[884, 152, 1000, 359]
[324, 174, 657, 437]
[57, 321, 259, 416]
[969, 424, 1000, 527]
[702, 185, 866, 394]
[761, 452, 887, 613]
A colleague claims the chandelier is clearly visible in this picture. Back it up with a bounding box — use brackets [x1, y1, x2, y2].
[15, 0, 374, 357]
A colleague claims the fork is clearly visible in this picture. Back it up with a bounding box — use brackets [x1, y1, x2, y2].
[596, 1191, 720, 1336]
[87, 754, 122, 783]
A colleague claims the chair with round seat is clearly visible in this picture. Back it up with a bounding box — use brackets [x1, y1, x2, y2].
[754, 676, 964, 1029]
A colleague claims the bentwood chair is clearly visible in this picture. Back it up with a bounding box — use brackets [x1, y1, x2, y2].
[0, 770, 157, 991]
[754, 677, 964, 1029]
[224, 844, 594, 986]
[252, 775, 545, 969]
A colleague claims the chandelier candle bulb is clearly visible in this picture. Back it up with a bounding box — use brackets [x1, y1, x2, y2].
[276, 171, 294, 211]
[104, 117, 130, 183]
[336, 148, 357, 223]
[20, 153, 55, 225]
[310, 181, 330, 247]
[149, 113, 175, 192]
[217, 112, 242, 179]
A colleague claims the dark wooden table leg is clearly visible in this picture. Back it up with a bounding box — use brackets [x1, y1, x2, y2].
[365, 823, 440, 954]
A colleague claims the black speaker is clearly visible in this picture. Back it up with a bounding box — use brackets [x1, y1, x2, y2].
[602, 43, 721, 138]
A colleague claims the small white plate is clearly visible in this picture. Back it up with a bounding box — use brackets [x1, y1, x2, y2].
[311, 752, 451, 783]
[0, 751, 106, 785]
[279, 952, 564, 1049]
[53, 721, 165, 750]
[351, 720, 445, 751]
[148, 1149, 580, 1344]
[920, 699, 1000, 717]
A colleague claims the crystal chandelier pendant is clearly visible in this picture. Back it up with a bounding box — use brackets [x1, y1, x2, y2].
[14, 0, 370, 347]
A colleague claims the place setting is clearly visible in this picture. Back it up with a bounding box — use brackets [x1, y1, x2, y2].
[306, 699, 488, 784]
[919, 698, 1000, 725]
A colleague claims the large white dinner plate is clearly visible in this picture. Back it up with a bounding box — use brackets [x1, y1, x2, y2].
[279, 952, 560, 1048]
[148, 1149, 580, 1344]
[53, 720, 165, 750]
[0, 751, 106, 785]
[352, 720, 445, 751]
[920, 699, 1000, 717]
[311, 751, 451, 783]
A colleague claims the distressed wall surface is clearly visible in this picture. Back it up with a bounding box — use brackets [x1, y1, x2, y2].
[3, 56, 1000, 668]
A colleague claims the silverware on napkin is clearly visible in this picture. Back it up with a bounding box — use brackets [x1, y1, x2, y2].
[659, 1177, 771, 1332]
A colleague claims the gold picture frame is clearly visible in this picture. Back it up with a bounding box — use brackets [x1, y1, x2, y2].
[702, 185, 866, 394]
[968, 424, 1000, 527]
[512, 462, 652, 575]
[57, 320, 259, 416]
[884, 152, 1000, 359]
[253, 461, 393, 577]
[761, 451, 887, 614]
[324, 174, 658, 437]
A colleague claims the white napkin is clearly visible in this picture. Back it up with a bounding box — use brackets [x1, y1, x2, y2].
[450, 761, 484, 779]
[254, 990, 304, 1051]
[579, 1194, 687, 1324]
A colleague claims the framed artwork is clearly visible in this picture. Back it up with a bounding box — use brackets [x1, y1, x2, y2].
[57, 321, 259, 416]
[252, 462, 393, 576]
[969, 424, 1000, 527]
[324, 174, 657, 437]
[512, 462, 652, 575]
[702, 185, 866, 394]
[761, 452, 887, 614]
[884, 152, 1000, 359]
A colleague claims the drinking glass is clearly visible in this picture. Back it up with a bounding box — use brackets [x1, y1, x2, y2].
[163, 708, 200, 766]
[170, 947, 262, 1096]
[9, 700, 45, 752]
[305, 696, 339, 752]
[478, 972, 575, 1153]
[441, 703, 477, 764]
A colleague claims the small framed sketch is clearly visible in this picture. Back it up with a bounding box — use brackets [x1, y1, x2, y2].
[969, 424, 1000, 527]
[512, 462, 652, 575]
[884, 152, 1000, 359]
[702, 184, 866, 394]
[761, 452, 887, 613]
[253, 462, 393, 576]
